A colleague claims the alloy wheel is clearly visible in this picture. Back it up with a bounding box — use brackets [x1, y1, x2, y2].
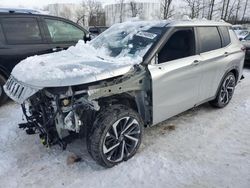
[219, 74, 235, 105]
[102, 116, 141, 163]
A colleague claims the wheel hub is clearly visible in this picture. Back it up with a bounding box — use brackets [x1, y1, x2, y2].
[103, 116, 141, 163]
[118, 134, 124, 142]
[220, 75, 235, 104]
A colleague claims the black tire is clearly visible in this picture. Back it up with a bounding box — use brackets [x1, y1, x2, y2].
[209, 72, 236, 108]
[0, 74, 8, 106]
[87, 104, 143, 168]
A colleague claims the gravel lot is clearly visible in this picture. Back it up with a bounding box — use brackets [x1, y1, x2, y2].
[0, 68, 250, 188]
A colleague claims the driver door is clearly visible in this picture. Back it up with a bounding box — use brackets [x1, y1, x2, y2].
[148, 27, 202, 125]
[41, 17, 87, 52]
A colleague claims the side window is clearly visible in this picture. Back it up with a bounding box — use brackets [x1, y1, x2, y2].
[245, 34, 250, 40]
[45, 19, 85, 43]
[219, 26, 231, 47]
[197, 27, 222, 53]
[158, 28, 195, 64]
[1, 17, 42, 44]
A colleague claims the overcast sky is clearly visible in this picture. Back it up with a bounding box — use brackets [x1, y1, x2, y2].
[0, 0, 113, 8]
[0, 0, 161, 9]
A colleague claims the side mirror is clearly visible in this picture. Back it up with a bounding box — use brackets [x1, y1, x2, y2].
[84, 33, 91, 43]
[239, 38, 243, 41]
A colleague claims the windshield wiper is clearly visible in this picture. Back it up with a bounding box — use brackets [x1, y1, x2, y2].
[97, 56, 105, 60]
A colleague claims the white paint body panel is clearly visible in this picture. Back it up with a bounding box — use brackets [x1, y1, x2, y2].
[149, 30, 245, 125]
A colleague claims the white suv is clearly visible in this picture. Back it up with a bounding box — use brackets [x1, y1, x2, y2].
[4, 20, 245, 167]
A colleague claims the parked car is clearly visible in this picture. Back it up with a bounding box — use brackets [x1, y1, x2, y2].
[236, 30, 249, 39]
[232, 24, 245, 30]
[89, 26, 109, 38]
[0, 8, 90, 105]
[232, 25, 249, 39]
[4, 20, 245, 167]
[241, 33, 250, 63]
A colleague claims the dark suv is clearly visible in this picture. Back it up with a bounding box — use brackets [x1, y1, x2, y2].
[89, 26, 108, 38]
[0, 9, 89, 105]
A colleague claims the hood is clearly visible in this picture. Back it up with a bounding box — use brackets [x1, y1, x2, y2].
[11, 40, 141, 88]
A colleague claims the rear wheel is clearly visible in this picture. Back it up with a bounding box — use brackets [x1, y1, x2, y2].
[0, 74, 8, 106]
[87, 104, 143, 168]
[209, 72, 236, 108]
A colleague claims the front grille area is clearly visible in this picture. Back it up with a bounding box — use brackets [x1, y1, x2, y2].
[4, 75, 40, 104]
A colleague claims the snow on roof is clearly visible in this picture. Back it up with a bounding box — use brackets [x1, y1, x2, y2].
[0, 7, 46, 14]
[166, 19, 231, 27]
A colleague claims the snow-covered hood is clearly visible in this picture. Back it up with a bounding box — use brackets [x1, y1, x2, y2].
[12, 40, 141, 88]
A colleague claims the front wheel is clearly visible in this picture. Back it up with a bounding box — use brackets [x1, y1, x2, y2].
[87, 104, 143, 168]
[209, 72, 236, 108]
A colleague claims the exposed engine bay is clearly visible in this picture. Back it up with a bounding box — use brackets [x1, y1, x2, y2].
[17, 65, 152, 149]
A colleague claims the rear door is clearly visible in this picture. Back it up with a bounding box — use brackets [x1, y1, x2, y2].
[196, 26, 230, 102]
[148, 27, 202, 125]
[41, 17, 87, 52]
[0, 15, 51, 73]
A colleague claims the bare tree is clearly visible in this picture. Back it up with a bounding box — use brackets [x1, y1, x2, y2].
[75, 1, 105, 26]
[82, 0, 105, 26]
[76, 2, 87, 26]
[242, 0, 249, 21]
[184, 0, 203, 18]
[234, 0, 241, 22]
[129, 1, 142, 17]
[118, 0, 125, 22]
[201, 0, 207, 18]
[208, 0, 215, 19]
[161, 0, 174, 19]
[223, 0, 231, 20]
[227, 0, 237, 20]
[221, 0, 226, 19]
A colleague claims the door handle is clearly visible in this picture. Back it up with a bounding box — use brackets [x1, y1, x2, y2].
[52, 47, 64, 52]
[192, 60, 200, 65]
[224, 52, 229, 57]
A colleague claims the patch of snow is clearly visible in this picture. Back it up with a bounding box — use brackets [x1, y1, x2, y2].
[0, 68, 250, 187]
[12, 21, 164, 87]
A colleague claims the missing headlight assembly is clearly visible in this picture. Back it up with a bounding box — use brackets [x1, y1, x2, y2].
[17, 65, 151, 151]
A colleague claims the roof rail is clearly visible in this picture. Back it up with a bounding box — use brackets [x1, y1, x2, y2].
[0, 8, 42, 14]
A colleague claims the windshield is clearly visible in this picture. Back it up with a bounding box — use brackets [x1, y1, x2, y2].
[239, 30, 249, 36]
[90, 21, 163, 60]
[245, 34, 250, 40]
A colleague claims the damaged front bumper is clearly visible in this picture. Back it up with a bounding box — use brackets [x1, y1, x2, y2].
[13, 85, 99, 149]
[3, 75, 100, 149]
[4, 75, 41, 104]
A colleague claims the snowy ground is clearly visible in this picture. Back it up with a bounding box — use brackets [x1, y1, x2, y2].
[0, 68, 250, 188]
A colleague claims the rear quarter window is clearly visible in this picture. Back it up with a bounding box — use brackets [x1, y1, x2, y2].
[1, 17, 42, 44]
[197, 27, 222, 53]
[245, 34, 250, 40]
[219, 26, 231, 47]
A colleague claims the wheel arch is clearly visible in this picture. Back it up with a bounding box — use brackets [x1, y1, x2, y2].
[97, 92, 151, 125]
[98, 93, 138, 112]
[214, 67, 239, 98]
[229, 68, 239, 83]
